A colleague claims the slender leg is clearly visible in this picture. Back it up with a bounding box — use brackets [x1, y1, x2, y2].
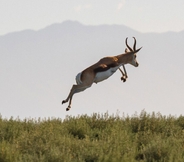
[62, 70, 95, 111]
[119, 65, 128, 82]
[122, 64, 128, 78]
[62, 83, 92, 111]
[62, 84, 78, 104]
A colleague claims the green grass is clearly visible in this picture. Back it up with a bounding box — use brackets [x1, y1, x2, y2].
[1, 111, 184, 162]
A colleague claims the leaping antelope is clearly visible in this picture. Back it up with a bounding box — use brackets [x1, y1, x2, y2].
[62, 37, 142, 111]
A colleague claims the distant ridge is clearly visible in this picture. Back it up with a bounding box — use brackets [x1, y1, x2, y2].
[0, 20, 140, 38]
[1, 20, 184, 38]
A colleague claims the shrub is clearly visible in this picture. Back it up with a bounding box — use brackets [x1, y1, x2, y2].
[0, 111, 184, 161]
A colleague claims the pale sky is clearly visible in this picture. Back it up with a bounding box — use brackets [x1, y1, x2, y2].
[1, 0, 184, 119]
[1, 0, 184, 35]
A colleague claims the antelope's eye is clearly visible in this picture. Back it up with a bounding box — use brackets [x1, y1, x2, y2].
[134, 55, 137, 59]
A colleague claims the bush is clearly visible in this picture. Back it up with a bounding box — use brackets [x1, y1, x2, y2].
[0, 111, 184, 161]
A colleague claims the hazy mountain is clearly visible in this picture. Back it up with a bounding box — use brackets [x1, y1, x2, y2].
[0, 20, 184, 119]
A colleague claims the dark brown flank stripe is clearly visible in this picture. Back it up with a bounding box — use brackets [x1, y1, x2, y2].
[94, 62, 118, 73]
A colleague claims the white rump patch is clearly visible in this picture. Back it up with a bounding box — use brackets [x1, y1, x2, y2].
[76, 72, 83, 85]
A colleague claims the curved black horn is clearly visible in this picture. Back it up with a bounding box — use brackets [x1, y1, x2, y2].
[133, 37, 136, 51]
[125, 37, 133, 52]
[134, 47, 142, 53]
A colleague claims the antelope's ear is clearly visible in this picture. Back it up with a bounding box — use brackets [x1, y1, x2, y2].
[125, 48, 128, 53]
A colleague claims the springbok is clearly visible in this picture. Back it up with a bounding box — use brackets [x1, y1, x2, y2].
[62, 37, 142, 111]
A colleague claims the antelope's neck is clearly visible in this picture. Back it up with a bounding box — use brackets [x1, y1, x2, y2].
[116, 53, 129, 64]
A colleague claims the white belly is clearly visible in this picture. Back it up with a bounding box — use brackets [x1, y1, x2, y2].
[94, 66, 119, 83]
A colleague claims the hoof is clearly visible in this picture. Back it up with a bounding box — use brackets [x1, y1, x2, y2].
[66, 107, 70, 111]
[121, 77, 126, 82]
[62, 100, 66, 104]
[66, 106, 71, 111]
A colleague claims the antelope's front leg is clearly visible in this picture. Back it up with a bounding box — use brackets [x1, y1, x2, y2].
[121, 65, 128, 82]
[121, 76, 126, 82]
[119, 68, 127, 82]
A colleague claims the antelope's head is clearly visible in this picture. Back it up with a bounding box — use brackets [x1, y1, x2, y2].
[125, 37, 142, 67]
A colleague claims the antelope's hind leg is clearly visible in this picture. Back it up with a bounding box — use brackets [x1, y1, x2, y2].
[62, 84, 91, 111]
[62, 84, 77, 110]
[62, 84, 80, 105]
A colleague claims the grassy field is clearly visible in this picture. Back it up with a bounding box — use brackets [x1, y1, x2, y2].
[0, 111, 184, 162]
